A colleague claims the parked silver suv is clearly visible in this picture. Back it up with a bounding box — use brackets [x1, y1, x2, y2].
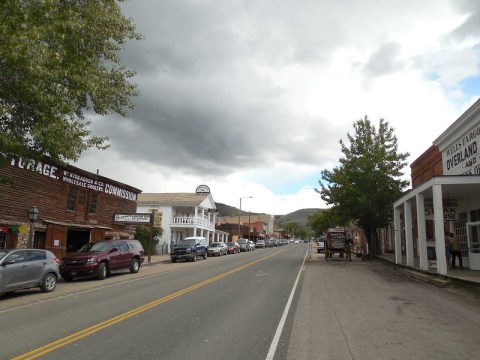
[0, 249, 60, 296]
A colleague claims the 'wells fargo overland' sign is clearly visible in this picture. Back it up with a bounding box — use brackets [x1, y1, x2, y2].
[442, 125, 480, 175]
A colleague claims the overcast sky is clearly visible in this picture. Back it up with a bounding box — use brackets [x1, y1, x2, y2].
[75, 0, 480, 215]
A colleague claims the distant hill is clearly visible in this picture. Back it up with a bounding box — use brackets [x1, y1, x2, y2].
[275, 208, 326, 227]
[215, 202, 262, 217]
[215, 202, 325, 228]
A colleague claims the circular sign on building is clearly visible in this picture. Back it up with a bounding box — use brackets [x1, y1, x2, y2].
[195, 184, 210, 193]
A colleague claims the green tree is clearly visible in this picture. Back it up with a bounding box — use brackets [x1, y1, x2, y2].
[284, 222, 298, 238]
[317, 117, 409, 257]
[308, 208, 349, 236]
[135, 225, 163, 256]
[0, 0, 142, 176]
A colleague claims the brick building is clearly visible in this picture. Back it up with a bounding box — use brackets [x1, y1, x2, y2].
[0, 156, 141, 258]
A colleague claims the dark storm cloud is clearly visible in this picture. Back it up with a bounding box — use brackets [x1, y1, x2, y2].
[88, 0, 344, 176]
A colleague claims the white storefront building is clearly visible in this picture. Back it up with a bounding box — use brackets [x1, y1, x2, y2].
[394, 99, 480, 274]
[136, 186, 229, 250]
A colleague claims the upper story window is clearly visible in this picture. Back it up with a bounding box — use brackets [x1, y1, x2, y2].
[89, 193, 98, 214]
[79, 191, 86, 205]
[67, 188, 77, 211]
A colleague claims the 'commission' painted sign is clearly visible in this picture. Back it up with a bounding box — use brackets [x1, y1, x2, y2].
[11, 157, 138, 201]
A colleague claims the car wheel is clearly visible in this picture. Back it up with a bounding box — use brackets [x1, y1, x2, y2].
[62, 275, 73, 282]
[203, 252, 207, 259]
[40, 273, 57, 293]
[192, 253, 197, 262]
[97, 262, 107, 280]
[172, 258, 177, 263]
[130, 259, 140, 273]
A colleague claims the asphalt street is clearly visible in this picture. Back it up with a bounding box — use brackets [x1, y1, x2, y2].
[1, 243, 480, 360]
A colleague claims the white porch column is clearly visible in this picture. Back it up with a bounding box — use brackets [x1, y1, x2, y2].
[404, 201, 414, 267]
[394, 205, 402, 264]
[433, 184, 447, 275]
[416, 193, 429, 270]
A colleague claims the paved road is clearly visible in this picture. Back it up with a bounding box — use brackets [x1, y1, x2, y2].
[1, 244, 480, 360]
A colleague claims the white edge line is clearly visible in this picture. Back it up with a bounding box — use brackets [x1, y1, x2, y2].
[265, 250, 307, 360]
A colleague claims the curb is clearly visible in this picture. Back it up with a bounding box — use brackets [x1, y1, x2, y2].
[397, 268, 450, 288]
[376, 256, 450, 288]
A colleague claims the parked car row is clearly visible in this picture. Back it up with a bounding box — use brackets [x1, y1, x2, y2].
[265, 239, 290, 247]
[1, 237, 293, 297]
[1, 239, 146, 297]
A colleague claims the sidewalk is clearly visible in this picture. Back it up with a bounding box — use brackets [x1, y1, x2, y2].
[376, 252, 480, 287]
[143, 254, 171, 266]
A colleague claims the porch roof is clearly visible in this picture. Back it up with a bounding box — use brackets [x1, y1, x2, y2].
[394, 175, 480, 208]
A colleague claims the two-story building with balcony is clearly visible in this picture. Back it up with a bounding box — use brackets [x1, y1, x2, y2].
[136, 186, 229, 249]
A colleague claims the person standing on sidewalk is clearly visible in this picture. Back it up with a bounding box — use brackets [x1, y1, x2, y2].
[445, 231, 452, 268]
[450, 233, 463, 269]
[345, 237, 353, 261]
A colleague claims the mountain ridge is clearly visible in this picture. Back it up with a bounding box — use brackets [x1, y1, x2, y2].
[215, 202, 325, 228]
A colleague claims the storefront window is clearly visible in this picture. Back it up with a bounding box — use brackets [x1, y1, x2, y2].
[0, 231, 6, 249]
[469, 210, 480, 254]
[455, 212, 468, 257]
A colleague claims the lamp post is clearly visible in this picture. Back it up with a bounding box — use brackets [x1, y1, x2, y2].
[237, 196, 252, 239]
[27, 206, 40, 248]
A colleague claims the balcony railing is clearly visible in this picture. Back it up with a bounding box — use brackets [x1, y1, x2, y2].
[171, 216, 214, 229]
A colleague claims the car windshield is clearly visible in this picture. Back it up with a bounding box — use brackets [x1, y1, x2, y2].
[210, 243, 220, 247]
[178, 239, 196, 247]
[226, 242, 235, 246]
[78, 241, 109, 253]
[238, 240, 247, 244]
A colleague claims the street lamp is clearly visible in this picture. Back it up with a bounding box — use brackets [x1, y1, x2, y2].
[27, 206, 40, 248]
[237, 196, 252, 239]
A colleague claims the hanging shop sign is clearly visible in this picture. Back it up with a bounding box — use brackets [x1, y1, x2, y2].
[114, 213, 152, 224]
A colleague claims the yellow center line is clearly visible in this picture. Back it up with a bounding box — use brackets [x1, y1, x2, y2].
[12, 250, 284, 360]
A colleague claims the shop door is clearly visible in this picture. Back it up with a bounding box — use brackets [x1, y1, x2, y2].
[466, 222, 480, 270]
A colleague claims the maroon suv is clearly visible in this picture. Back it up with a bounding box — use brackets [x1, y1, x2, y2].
[60, 239, 144, 281]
